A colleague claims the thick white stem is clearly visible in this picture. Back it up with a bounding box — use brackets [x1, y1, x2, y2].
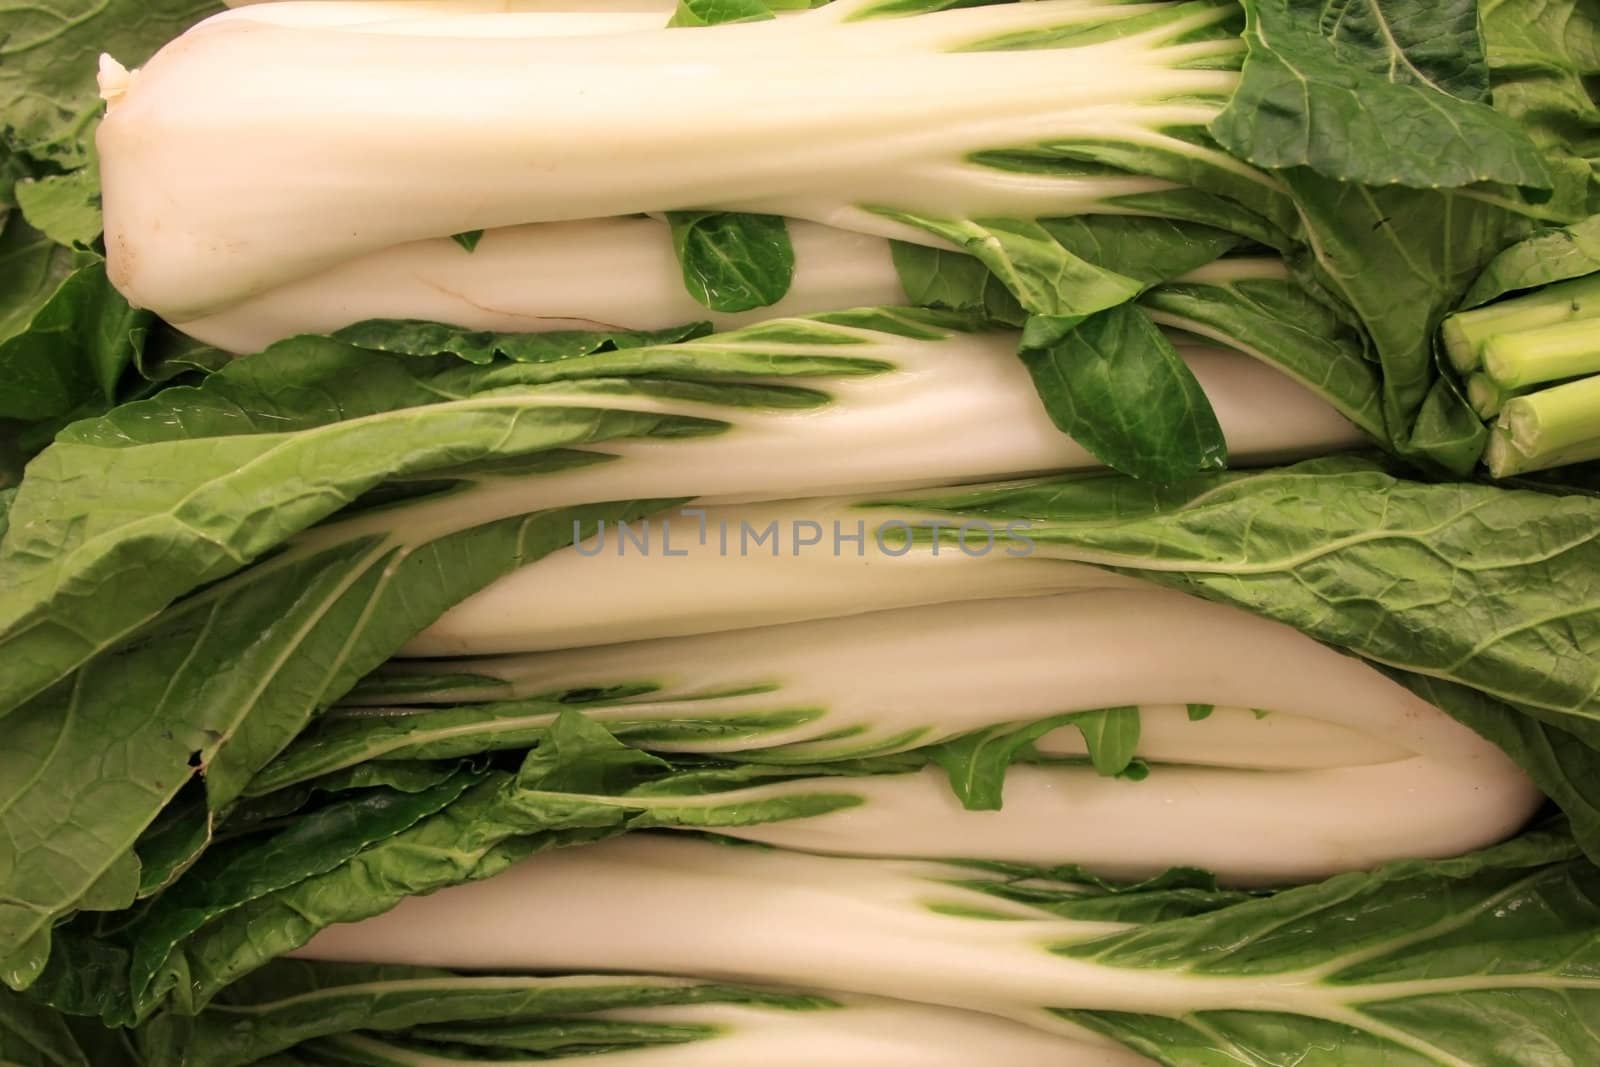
[174, 219, 905, 353]
[213, 0, 675, 35]
[403, 335, 1369, 651]
[695, 760, 1538, 884]
[322, 997, 1155, 1067]
[388, 588, 1489, 772]
[294, 834, 1550, 1023]
[100, 2, 1238, 316]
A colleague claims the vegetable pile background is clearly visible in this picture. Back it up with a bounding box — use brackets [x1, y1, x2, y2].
[2, 0, 1600, 1064]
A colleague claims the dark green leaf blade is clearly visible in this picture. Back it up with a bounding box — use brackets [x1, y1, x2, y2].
[0, 0, 224, 170]
[1462, 213, 1600, 308]
[666, 212, 795, 313]
[332, 320, 711, 366]
[1212, 0, 1553, 189]
[1140, 264, 1388, 443]
[1019, 304, 1227, 482]
[0, 987, 87, 1067]
[13, 171, 101, 249]
[668, 0, 775, 26]
[1283, 171, 1525, 472]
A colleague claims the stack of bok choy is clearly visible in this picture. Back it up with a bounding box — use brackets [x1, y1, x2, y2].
[1, 0, 1599, 1064]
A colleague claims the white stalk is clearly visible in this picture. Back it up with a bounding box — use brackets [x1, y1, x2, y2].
[317, 341, 1360, 555]
[173, 219, 905, 353]
[682, 761, 1538, 884]
[213, 0, 674, 35]
[403, 375, 1358, 649]
[389, 588, 1488, 772]
[315, 997, 1155, 1066]
[293, 833, 1554, 1022]
[99, 1, 1242, 317]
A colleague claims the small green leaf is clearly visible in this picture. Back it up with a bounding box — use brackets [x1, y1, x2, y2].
[666, 212, 795, 312]
[889, 242, 1026, 326]
[0, 259, 150, 421]
[927, 712, 1088, 810]
[1069, 707, 1141, 778]
[668, 0, 774, 26]
[449, 230, 484, 253]
[1185, 703, 1214, 722]
[333, 319, 712, 365]
[1018, 304, 1227, 482]
[1462, 214, 1600, 309]
[13, 170, 101, 248]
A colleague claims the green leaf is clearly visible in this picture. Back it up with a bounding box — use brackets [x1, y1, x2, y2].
[1479, 0, 1600, 212]
[447, 230, 483, 253]
[1211, 0, 1553, 189]
[246, 696, 819, 798]
[875, 212, 1145, 319]
[140, 963, 825, 1067]
[889, 456, 1600, 746]
[1462, 213, 1600, 308]
[926, 712, 1088, 810]
[927, 706, 1143, 801]
[888, 242, 1026, 326]
[0, 336, 748, 720]
[668, 0, 775, 27]
[514, 711, 673, 796]
[1069, 707, 1141, 778]
[0, 213, 92, 344]
[0, 260, 150, 422]
[0, 987, 87, 1067]
[1060, 825, 1597, 1066]
[126, 779, 478, 1021]
[1140, 263, 1389, 443]
[1018, 303, 1227, 482]
[1186, 704, 1215, 722]
[13, 170, 101, 249]
[0, 0, 224, 169]
[134, 786, 213, 899]
[889, 215, 1243, 326]
[333, 319, 711, 365]
[666, 212, 795, 313]
[0, 499, 670, 985]
[1283, 171, 1530, 472]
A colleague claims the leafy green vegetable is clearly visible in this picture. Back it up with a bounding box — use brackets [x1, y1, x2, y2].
[1061, 824, 1598, 1066]
[0, 0, 224, 169]
[0, 987, 88, 1067]
[139, 964, 831, 1067]
[666, 212, 797, 312]
[669, 0, 777, 27]
[0, 214, 91, 345]
[1212, 0, 1553, 189]
[1140, 260, 1388, 442]
[333, 319, 712, 366]
[13, 171, 101, 249]
[124, 777, 480, 1018]
[1019, 303, 1227, 482]
[1462, 213, 1600, 308]
[0, 261, 150, 423]
[1283, 172, 1525, 471]
[924, 710, 1119, 810]
[888, 456, 1600, 744]
[1479, 0, 1600, 211]
[258, 825, 1600, 1067]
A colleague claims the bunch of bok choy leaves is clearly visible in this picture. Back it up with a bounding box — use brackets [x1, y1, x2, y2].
[1, 1, 1599, 1065]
